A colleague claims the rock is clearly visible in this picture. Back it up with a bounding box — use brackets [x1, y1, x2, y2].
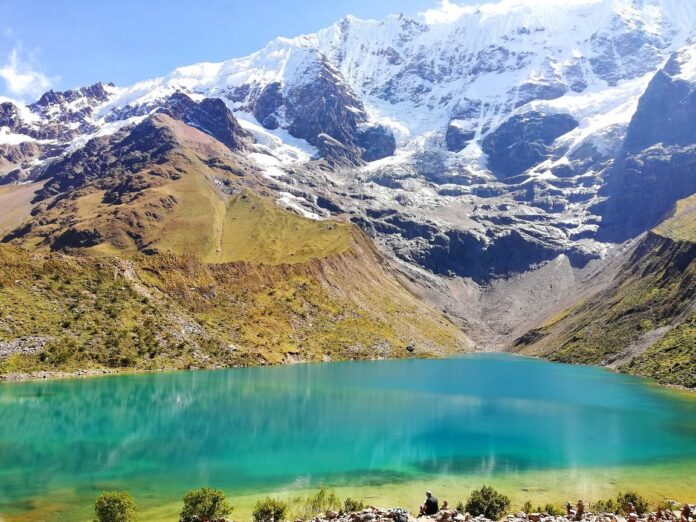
[158, 91, 254, 151]
[355, 124, 396, 161]
[481, 111, 579, 179]
[445, 121, 476, 152]
[316, 133, 364, 168]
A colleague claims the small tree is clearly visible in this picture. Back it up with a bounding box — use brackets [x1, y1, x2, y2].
[522, 501, 533, 514]
[253, 497, 288, 522]
[94, 491, 136, 522]
[616, 492, 648, 516]
[180, 487, 233, 522]
[464, 486, 511, 520]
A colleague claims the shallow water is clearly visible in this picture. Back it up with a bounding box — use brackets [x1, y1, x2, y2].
[1, 354, 695, 521]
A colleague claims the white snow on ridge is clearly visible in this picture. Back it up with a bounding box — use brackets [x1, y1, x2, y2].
[674, 42, 696, 82]
[0, 127, 36, 145]
[6, 0, 696, 169]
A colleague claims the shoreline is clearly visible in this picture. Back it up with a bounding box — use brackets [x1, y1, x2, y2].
[1, 353, 694, 394]
[5, 466, 696, 522]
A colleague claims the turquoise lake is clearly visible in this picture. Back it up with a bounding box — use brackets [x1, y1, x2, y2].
[1, 354, 696, 521]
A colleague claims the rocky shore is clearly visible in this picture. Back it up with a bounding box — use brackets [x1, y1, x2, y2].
[0, 367, 123, 382]
[308, 505, 696, 522]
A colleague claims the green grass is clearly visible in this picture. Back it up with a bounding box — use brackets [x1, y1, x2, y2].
[515, 230, 696, 387]
[653, 193, 696, 243]
[622, 313, 696, 388]
[0, 243, 466, 377]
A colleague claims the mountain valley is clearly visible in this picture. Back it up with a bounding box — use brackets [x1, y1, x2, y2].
[1, 0, 695, 386]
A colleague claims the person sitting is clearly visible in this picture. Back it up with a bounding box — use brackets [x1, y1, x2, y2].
[420, 491, 439, 516]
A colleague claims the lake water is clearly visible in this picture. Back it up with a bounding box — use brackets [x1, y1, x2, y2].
[1, 354, 695, 521]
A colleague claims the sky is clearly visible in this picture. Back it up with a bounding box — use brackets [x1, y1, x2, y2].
[0, 0, 479, 102]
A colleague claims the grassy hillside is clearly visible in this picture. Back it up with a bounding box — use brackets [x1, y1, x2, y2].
[0, 235, 469, 378]
[2, 115, 352, 264]
[514, 194, 696, 388]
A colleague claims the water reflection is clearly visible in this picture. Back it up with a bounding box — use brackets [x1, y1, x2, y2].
[1, 355, 696, 507]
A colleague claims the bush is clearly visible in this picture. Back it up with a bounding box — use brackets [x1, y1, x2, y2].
[180, 487, 233, 522]
[464, 486, 511, 520]
[94, 491, 136, 522]
[253, 497, 287, 522]
[343, 498, 366, 513]
[593, 498, 617, 514]
[307, 486, 341, 514]
[542, 503, 564, 516]
[616, 492, 648, 516]
[522, 501, 533, 514]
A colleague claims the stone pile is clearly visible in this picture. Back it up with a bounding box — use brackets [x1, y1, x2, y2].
[310, 507, 416, 522]
[308, 504, 695, 522]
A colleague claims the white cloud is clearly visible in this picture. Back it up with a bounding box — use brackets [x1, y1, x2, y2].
[0, 47, 57, 100]
[420, 0, 478, 24]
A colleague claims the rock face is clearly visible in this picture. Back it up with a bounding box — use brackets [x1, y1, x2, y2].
[158, 92, 254, 151]
[1, 0, 696, 291]
[599, 45, 696, 242]
[445, 121, 476, 152]
[355, 124, 396, 161]
[482, 112, 579, 179]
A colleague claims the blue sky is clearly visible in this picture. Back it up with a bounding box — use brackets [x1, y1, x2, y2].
[0, 0, 476, 101]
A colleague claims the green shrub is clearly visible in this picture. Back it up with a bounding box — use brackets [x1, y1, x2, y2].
[180, 487, 233, 522]
[593, 498, 617, 514]
[343, 498, 366, 513]
[94, 491, 136, 522]
[522, 501, 533, 514]
[616, 492, 648, 515]
[464, 486, 511, 520]
[253, 497, 287, 522]
[307, 486, 341, 514]
[542, 503, 564, 516]
[455, 501, 466, 514]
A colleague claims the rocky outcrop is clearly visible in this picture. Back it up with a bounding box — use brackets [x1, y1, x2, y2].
[31, 82, 111, 109]
[599, 45, 696, 242]
[158, 92, 254, 151]
[482, 112, 578, 179]
[445, 122, 476, 152]
[598, 144, 696, 241]
[625, 50, 696, 152]
[355, 124, 396, 161]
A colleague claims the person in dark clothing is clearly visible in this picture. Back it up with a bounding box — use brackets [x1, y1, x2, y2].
[420, 491, 439, 516]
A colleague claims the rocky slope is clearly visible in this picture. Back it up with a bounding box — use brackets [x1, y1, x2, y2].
[514, 194, 696, 388]
[0, 226, 468, 378]
[1, 0, 696, 380]
[2, 0, 695, 280]
[0, 91, 469, 377]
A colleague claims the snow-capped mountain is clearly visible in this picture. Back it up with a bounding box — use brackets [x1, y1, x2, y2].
[2, 0, 696, 284]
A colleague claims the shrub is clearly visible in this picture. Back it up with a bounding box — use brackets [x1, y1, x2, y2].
[343, 498, 366, 513]
[542, 503, 564, 516]
[616, 492, 648, 516]
[455, 501, 466, 514]
[180, 487, 233, 522]
[464, 486, 511, 520]
[253, 497, 287, 522]
[522, 501, 533, 514]
[307, 486, 341, 514]
[94, 491, 136, 522]
[593, 498, 617, 514]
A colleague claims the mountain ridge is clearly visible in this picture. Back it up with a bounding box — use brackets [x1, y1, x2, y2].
[1, 0, 695, 384]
